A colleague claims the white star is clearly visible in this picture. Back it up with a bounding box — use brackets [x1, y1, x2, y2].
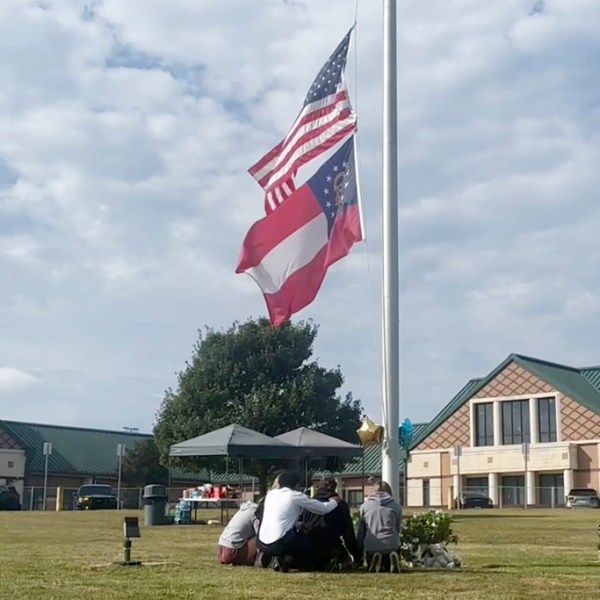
[326, 201, 331, 208]
[342, 161, 347, 168]
[330, 211, 335, 218]
[333, 165, 339, 172]
[326, 175, 332, 182]
[324, 188, 329, 195]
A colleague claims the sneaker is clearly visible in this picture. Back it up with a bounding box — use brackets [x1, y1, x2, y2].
[389, 551, 401, 573]
[274, 556, 289, 573]
[326, 558, 341, 572]
[368, 553, 382, 573]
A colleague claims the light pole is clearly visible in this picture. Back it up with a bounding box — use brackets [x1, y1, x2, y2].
[117, 443, 126, 509]
[42, 442, 52, 511]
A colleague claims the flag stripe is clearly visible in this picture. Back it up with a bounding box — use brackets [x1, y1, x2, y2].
[237, 186, 323, 271]
[249, 91, 351, 181]
[263, 118, 357, 191]
[244, 213, 328, 295]
[261, 204, 362, 327]
[252, 98, 354, 187]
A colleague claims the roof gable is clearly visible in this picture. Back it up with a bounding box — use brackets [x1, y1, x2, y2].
[412, 354, 600, 449]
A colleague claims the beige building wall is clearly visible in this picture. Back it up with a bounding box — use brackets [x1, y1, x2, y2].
[561, 397, 600, 441]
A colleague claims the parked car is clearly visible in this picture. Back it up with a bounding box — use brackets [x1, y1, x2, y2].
[566, 488, 600, 509]
[76, 484, 118, 510]
[456, 491, 494, 509]
[0, 485, 22, 511]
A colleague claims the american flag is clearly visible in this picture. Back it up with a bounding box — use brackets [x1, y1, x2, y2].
[249, 28, 357, 214]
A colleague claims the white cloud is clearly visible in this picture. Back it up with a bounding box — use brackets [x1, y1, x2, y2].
[0, 367, 40, 393]
[1, 0, 600, 431]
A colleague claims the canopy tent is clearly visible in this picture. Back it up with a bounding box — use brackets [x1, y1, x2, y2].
[275, 427, 363, 490]
[274, 427, 362, 459]
[169, 423, 297, 458]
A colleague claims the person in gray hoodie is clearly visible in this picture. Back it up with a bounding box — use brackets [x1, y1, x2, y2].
[357, 481, 402, 572]
[217, 500, 259, 566]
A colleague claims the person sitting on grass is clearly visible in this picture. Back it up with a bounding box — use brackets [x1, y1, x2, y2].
[300, 477, 361, 571]
[217, 500, 259, 566]
[357, 481, 402, 573]
[257, 471, 340, 572]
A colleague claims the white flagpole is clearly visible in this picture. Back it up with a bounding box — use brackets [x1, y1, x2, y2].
[381, 0, 400, 500]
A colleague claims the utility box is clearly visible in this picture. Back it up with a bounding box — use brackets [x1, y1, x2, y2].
[143, 484, 167, 526]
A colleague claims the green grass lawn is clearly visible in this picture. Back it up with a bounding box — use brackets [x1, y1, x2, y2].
[1, 509, 600, 600]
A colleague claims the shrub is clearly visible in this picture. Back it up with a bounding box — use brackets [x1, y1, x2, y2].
[400, 510, 458, 563]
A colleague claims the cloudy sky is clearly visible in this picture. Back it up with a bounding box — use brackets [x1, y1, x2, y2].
[2, 0, 600, 434]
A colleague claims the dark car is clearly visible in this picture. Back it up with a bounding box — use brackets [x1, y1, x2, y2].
[0, 485, 21, 511]
[456, 491, 493, 509]
[76, 484, 118, 510]
[566, 488, 600, 509]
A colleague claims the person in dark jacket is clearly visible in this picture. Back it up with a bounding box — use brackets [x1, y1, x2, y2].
[357, 481, 402, 572]
[300, 477, 361, 571]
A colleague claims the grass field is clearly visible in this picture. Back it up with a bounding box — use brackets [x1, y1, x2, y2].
[2, 509, 600, 600]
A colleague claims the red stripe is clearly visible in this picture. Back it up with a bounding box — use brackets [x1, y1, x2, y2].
[257, 108, 354, 188]
[236, 185, 322, 272]
[249, 91, 350, 181]
[248, 140, 283, 177]
[264, 177, 296, 214]
[262, 204, 363, 327]
[284, 91, 350, 149]
[263, 121, 357, 191]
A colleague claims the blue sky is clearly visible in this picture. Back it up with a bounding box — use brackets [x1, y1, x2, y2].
[2, 0, 600, 433]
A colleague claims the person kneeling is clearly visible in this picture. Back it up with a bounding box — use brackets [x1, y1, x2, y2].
[217, 500, 259, 566]
[357, 481, 402, 573]
[257, 471, 339, 572]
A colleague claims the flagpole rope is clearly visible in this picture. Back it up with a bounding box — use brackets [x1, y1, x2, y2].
[350, 0, 387, 427]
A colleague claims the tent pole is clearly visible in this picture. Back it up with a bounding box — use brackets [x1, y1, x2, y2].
[304, 457, 308, 491]
[225, 456, 230, 524]
[239, 457, 243, 501]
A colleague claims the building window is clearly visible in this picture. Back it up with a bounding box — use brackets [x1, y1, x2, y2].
[502, 400, 530, 445]
[346, 489, 364, 507]
[474, 402, 494, 446]
[423, 479, 430, 507]
[7, 461, 14, 469]
[538, 397, 557, 442]
[465, 477, 488, 495]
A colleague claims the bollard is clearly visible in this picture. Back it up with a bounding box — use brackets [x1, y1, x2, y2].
[115, 517, 141, 567]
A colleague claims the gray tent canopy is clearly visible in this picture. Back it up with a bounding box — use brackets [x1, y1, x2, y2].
[169, 423, 297, 458]
[275, 427, 362, 459]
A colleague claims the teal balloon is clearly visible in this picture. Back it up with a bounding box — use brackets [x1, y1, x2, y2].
[399, 418, 413, 450]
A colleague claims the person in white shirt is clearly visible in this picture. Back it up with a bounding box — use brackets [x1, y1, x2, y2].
[257, 471, 339, 571]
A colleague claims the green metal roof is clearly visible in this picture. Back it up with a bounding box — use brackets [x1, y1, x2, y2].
[412, 354, 600, 449]
[0, 420, 200, 481]
[581, 367, 600, 393]
[0, 420, 149, 476]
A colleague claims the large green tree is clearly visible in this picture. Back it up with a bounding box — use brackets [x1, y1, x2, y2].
[153, 318, 362, 492]
[121, 438, 169, 487]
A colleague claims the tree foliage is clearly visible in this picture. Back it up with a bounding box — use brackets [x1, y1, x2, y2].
[121, 438, 169, 486]
[153, 318, 363, 489]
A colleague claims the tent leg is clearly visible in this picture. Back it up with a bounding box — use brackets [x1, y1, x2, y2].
[239, 457, 243, 501]
[225, 457, 230, 525]
[304, 458, 308, 490]
[361, 452, 365, 501]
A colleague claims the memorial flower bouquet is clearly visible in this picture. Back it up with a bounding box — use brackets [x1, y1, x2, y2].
[400, 510, 461, 568]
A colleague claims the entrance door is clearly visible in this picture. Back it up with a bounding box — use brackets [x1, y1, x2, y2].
[501, 475, 525, 506]
[538, 473, 564, 507]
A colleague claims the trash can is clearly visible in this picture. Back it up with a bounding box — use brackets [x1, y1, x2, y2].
[143, 484, 167, 526]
